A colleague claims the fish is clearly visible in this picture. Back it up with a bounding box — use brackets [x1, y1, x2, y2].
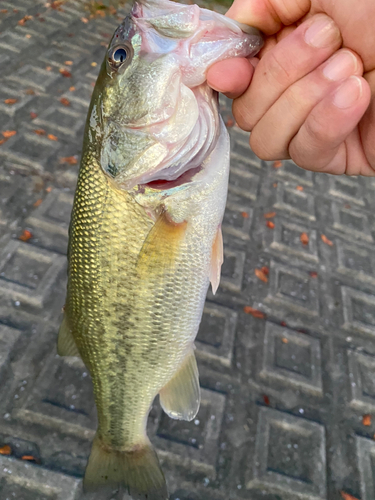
[58, 1, 262, 498]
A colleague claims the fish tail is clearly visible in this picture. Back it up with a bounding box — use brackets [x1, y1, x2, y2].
[83, 433, 168, 500]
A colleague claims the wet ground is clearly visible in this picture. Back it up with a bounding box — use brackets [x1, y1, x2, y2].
[1, 2, 375, 500]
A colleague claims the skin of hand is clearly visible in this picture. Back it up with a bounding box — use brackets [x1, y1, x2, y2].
[207, 0, 375, 175]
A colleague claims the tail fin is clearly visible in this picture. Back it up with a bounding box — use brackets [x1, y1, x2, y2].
[83, 434, 168, 500]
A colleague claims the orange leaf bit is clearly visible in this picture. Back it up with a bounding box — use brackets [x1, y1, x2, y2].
[47, 134, 58, 141]
[0, 445, 11, 455]
[340, 492, 360, 500]
[255, 268, 268, 283]
[300, 232, 309, 245]
[60, 97, 70, 106]
[34, 129, 46, 136]
[266, 221, 275, 229]
[241, 211, 249, 218]
[59, 156, 78, 165]
[309, 271, 318, 278]
[59, 68, 72, 78]
[282, 338, 289, 343]
[19, 229, 33, 242]
[64, 60, 73, 66]
[21, 455, 36, 461]
[2, 130, 17, 138]
[321, 234, 333, 246]
[263, 395, 270, 405]
[273, 160, 282, 168]
[30, 112, 38, 119]
[243, 306, 265, 319]
[296, 185, 304, 191]
[69, 86, 76, 91]
[261, 266, 269, 276]
[363, 414, 371, 426]
[33, 198, 43, 207]
[4, 98, 18, 105]
[264, 211, 276, 219]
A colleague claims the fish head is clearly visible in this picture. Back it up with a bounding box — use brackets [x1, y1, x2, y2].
[88, 0, 262, 197]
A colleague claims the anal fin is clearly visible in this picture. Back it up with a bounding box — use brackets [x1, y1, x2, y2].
[57, 314, 80, 357]
[159, 350, 200, 421]
[209, 225, 223, 295]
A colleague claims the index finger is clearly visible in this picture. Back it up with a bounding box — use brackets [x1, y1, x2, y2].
[226, 0, 311, 34]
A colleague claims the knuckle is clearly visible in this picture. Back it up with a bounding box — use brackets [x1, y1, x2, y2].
[262, 49, 294, 88]
[232, 99, 254, 132]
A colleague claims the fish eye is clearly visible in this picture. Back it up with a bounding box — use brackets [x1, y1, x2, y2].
[113, 47, 127, 63]
[108, 44, 133, 71]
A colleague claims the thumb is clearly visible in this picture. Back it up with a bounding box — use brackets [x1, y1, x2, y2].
[226, 0, 310, 34]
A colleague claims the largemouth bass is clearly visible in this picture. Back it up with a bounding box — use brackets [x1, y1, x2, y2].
[58, 1, 262, 498]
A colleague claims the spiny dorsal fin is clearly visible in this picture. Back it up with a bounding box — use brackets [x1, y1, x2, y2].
[159, 349, 200, 421]
[209, 225, 223, 295]
[57, 314, 80, 357]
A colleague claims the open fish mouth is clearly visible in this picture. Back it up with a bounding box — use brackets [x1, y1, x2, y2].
[140, 165, 202, 191]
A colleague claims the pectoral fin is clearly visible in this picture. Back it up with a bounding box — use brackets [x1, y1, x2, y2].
[209, 226, 223, 295]
[57, 314, 80, 357]
[137, 211, 187, 276]
[159, 350, 200, 421]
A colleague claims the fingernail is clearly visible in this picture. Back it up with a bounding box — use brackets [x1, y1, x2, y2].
[305, 16, 340, 48]
[323, 51, 358, 81]
[333, 76, 363, 109]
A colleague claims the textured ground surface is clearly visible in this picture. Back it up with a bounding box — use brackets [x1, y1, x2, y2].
[1, 1, 375, 500]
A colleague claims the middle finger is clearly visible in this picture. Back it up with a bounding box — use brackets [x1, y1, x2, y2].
[233, 13, 342, 131]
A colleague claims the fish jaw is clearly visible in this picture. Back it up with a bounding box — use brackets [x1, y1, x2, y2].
[93, 1, 262, 191]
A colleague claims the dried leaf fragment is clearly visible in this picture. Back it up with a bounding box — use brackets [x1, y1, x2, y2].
[25, 88, 35, 95]
[18, 15, 33, 25]
[266, 221, 275, 229]
[81, 16, 89, 23]
[59, 156, 78, 165]
[296, 185, 304, 191]
[34, 129, 46, 135]
[60, 97, 70, 106]
[4, 98, 17, 105]
[263, 395, 270, 405]
[241, 211, 249, 218]
[69, 86, 75, 91]
[33, 198, 43, 207]
[30, 112, 38, 119]
[59, 68, 72, 77]
[282, 338, 289, 343]
[363, 414, 371, 426]
[0, 445, 11, 455]
[273, 160, 282, 168]
[2, 130, 16, 138]
[64, 60, 73, 65]
[264, 211, 276, 219]
[19, 229, 33, 242]
[340, 492, 360, 500]
[261, 266, 269, 276]
[45, 66, 52, 71]
[321, 234, 333, 246]
[243, 306, 265, 319]
[255, 268, 268, 283]
[48, 134, 58, 141]
[300, 232, 309, 245]
[309, 271, 318, 278]
[21, 455, 36, 461]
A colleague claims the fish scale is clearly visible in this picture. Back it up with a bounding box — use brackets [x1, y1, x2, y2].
[58, 1, 262, 498]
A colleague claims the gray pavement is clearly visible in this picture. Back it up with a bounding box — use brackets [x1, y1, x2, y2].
[0, 1, 374, 500]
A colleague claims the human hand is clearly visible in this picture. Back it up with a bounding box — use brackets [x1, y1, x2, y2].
[207, 0, 375, 175]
